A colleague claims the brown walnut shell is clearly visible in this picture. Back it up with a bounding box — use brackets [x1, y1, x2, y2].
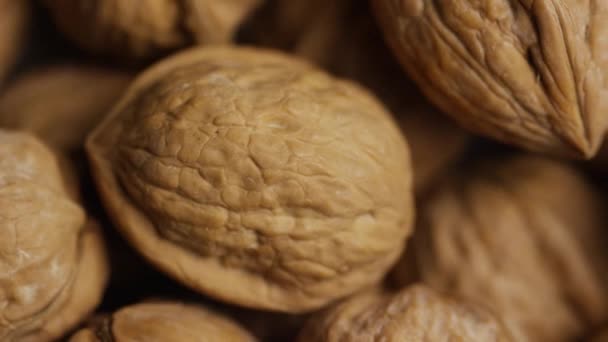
[297, 284, 513, 341]
[44, 0, 263, 61]
[0, 131, 108, 341]
[373, 0, 608, 158]
[0, 0, 28, 83]
[0, 66, 131, 153]
[86, 46, 414, 312]
[409, 155, 608, 341]
[69, 301, 257, 342]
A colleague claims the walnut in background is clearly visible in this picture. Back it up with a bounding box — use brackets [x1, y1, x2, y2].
[0, 131, 108, 341]
[43, 0, 263, 61]
[0, 0, 29, 83]
[297, 284, 513, 341]
[70, 301, 257, 342]
[404, 156, 608, 341]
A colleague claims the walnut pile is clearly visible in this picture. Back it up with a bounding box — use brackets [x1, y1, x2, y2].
[86, 46, 414, 312]
[0, 66, 131, 153]
[407, 156, 608, 341]
[0, 0, 28, 83]
[298, 284, 513, 341]
[43, 0, 263, 61]
[373, 0, 608, 158]
[69, 301, 257, 342]
[0, 131, 108, 342]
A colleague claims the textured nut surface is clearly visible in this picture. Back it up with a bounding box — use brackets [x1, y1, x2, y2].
[44, 0, 262, 60]
[0, 131, 108, 342]
[244, 0, 468, 192]
[0, 66, 131, 152]
[411, 156, 608, 341]
[69, 301, 257, 342]
[298, 285, 512, 341]
[87, 46, 414, 312]
[373, 0, 608, 158]
[0, 0, 28, 82]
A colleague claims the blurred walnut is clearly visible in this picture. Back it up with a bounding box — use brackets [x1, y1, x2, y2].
[0, 66, 130, 153]
[373, 0, 608, 158]
[243, 0, 468, 193]
[0, 0, 28, 83]
[405, 156, 608, 341]
[87, 46, 414, 312]
[298, 284, 512, 341]
[44, 0, 263, 61]
[0, 131, 108, 341]
[70, 301, 256, 342]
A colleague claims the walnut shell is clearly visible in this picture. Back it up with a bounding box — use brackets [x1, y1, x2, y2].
[0, 131, 108, 341]
[0, 66, 131, 153]
[69, 301, 257, 342]
[87, 46, 414, 312]
[0, 0, 28, 83]
[297, 284, 513, 341]
[409, 156, 608, 341]
[244, 0, 468, 193]
[373, 0, 608, 158]
[44, 0, 263, 61]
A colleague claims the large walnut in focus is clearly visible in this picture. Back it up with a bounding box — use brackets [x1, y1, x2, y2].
[373, 0, 608, 158]
[406, 156, 608, 341]
[298, 285, 512, 341]
[87, 46, 414, 312]
[0, 0, 28, 83]
[0, 66, 131, 153]
[243, 0, 468, 192]
[70, 301, 256, 341]
[0, 131, 108, 341]
[43, 0, 263, 61]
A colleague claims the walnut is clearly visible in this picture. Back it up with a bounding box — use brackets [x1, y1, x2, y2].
[0, 131, 108, 341]
[0, 0, 28, 83]
[407, 156, 608, 341]
[69, 301, 257, 341]
[43, 0, 263, 61]
[243, 0, 468, 193]
[0, 66, 131, 153]
[86, 46, 414, 312]
[297, 284, 513, 341]
[373, 0, 608, 158]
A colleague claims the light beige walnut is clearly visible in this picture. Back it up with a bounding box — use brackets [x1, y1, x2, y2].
[0, 66, 131, 153]
[69, 301, 257, 342]
[408, 156, 608, 341]
[0, 131, 109, 341]
[243, 0, 468, 193]
[373, 0, 608, 158]
[297, 284, 513, 341]
[86, 46, 414, 312]
[43, 0, 263, 61]
[0, 0, 28, 83]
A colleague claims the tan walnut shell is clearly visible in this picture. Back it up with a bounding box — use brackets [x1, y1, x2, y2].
[86, 46, 414, 312]
[0, 130, 108, 341]
[43, 0, 263, 61]
[0, 0, 28, 83]
[297, 284, 512, 341]
[244, 0, 468, 193]
[409, 155, 608, 341]
[373, 0, 608, 158]
[0, 66, 131, 153]
[69, 301, 257, 342]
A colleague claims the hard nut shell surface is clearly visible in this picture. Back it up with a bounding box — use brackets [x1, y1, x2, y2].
[297, 284, 513, 341]
[69, 301, 257, 342]
[44, 0, 263, 60]
[413, 155, 608, 341]
[0, 131, 108, 341]
[87, 46, 414, 312]
[373, 0, 608, 158]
